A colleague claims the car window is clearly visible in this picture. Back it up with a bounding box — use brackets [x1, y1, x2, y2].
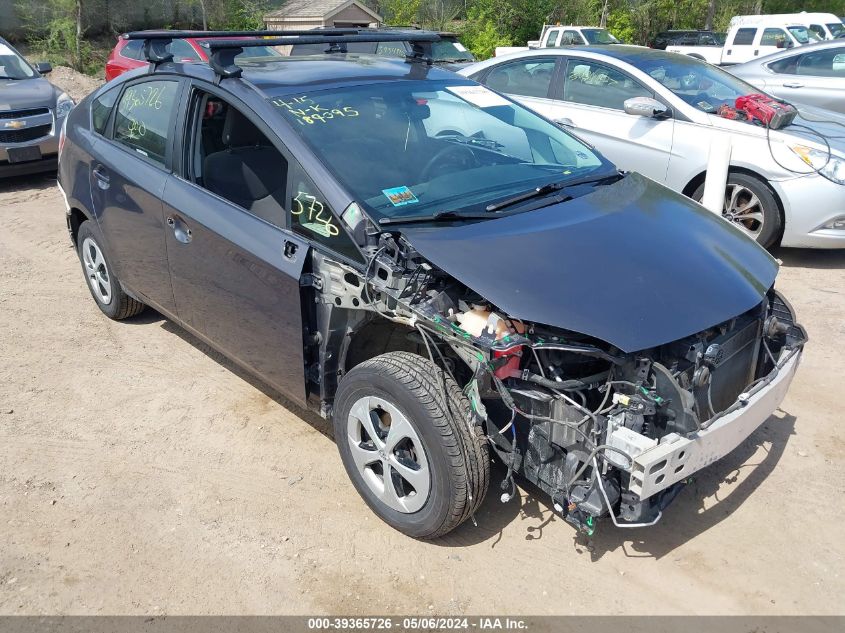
[786, 48, 845, 77]
[809, 24, 826, 39]
[119, 39, 145, 60]
[170, 39, 201, 61]
[582, 29, 620, 44]
[267, 80, 608, 223]
[430, 39, 474, 61]
[92, 86, 120, 135]
[0, 41, 37, 79]
[543, 29, 559, 47]
[732, 28, 757, 45]
[289, 164, 363, 263]
[563, 60, 652, 110]
[187, 90, 288, 228]
[828, 23, 844, 38]
[761, 28, 788, 47]
[787, 26, 819, 44]
[112, 80, 180, 166]
[699, 33, 718, 45]
[560, 31, 582, 46]
[484, 59, 556, 98]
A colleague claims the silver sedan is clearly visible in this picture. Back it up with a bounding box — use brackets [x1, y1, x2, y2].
[728, 40, 845, 114]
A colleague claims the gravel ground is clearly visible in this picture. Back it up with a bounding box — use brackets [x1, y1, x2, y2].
[0, 178, 843, 613]
[46, 67, 104, 104]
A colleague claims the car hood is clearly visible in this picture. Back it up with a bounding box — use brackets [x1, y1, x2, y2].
[401, 173, 778, 352]
[788, 105, 845, 154]
[0, 77, 59, 110]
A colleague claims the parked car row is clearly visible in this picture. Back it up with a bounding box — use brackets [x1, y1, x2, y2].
[53, 29, 809, 540]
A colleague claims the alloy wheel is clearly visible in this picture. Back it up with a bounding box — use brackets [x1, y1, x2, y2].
[346, 396, 430, 513]
[722, 183, 765, 239]
[81, 237, 112, 305]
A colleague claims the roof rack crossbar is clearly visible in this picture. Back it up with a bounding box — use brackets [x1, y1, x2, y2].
[124, 30, 441, 78]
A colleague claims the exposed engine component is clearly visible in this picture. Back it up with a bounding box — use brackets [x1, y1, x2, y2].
[311, 231, 807, 535]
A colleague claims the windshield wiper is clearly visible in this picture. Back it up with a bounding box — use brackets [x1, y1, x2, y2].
[485, 171, 622, 212]
[378, 209, 493, 226]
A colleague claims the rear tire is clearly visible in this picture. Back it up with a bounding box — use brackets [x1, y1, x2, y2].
[693, 172, 782, 248]
[76, 221, 145, 320]
[333, 351, 489, 539]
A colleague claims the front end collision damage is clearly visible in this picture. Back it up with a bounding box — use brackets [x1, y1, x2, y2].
[300, 178, 807, 534]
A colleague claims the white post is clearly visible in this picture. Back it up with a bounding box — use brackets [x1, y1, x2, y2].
[701, 135, 732, 216]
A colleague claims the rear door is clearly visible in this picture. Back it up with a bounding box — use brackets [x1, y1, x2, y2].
[767, 46, 845, 112]
[88, 76, 182, 315]
[161, 83, 310, 405]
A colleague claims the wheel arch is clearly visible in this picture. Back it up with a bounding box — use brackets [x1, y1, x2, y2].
[67, 205, 94, 247]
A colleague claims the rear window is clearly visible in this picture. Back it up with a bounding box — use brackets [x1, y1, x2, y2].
[732, 28, 756, 45]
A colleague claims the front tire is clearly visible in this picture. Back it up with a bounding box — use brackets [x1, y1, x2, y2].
[693, 172, 782, 248]
[76, 221, 145, 320]
[333, 352, 489, 539]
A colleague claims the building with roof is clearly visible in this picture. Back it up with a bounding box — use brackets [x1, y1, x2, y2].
[264, 0, 382, 32]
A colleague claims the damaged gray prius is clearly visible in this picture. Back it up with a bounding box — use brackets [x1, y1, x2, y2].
[58, 30, 806, 538]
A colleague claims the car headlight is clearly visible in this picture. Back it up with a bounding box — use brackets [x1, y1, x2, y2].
[55, 92, 75, 119]
[790, 144, 845, 185]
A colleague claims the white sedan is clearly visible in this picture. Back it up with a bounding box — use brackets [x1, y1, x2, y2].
[460, 46, 845, 248]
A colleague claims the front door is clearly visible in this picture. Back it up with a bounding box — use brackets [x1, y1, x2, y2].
[543, 58, 675, 184]
[89, 77, 182, 315]
[162, 85, 309, 405]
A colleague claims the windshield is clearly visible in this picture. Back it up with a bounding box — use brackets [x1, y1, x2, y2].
[582, 29, 620, 45]
[0, 42, 37, 80]
[828, 22, 845, 38]
[787, 26, 821, 43]
[639, 55, 764, 113]
[268, 80, 610, 221]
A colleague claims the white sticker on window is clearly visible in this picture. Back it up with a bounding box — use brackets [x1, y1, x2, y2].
[454, 43, 467, 52]
[447, 85, 510, 108]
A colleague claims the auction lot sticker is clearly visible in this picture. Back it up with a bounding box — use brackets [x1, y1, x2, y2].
[447, 85, 510, 108]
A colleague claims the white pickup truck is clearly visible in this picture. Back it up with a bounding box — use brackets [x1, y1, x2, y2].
[495, 24, 621, 57]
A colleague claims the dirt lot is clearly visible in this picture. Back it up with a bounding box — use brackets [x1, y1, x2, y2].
[0, 171, 842, 616]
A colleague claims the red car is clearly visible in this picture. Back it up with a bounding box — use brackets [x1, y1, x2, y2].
[105, 32, 282, 81]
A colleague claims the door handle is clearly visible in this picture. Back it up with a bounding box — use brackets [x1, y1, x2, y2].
[167, 215, 192, 244]
[753, 49, 759, 56]
[783, 81, 804, 88]
[283, 239, 299, 261]
[92, 165, 110, 190]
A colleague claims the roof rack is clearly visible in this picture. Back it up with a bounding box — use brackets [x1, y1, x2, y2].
[124, 29, 442, 79]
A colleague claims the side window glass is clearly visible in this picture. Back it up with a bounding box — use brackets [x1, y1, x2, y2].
[485, 60, 556, 98]
[797, 49, 845, 76]
[561, 31, 581, 46]
[91, 86, 120, 135]
[189, 90, 288, 228]
[733, 28, 756, 45]
[170, 39, 202, 62]
[289, 165, 363, 263]
[113, 80, 179, 166]
[564, 60, 652, 110]
[768, 55, 800, 74]
[809, 25, 826, 39]
[761, 28, 787, 47]
[544, 30, 559, 47]
[120, 40, 144, 60]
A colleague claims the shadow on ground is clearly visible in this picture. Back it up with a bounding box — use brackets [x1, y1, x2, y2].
[773, 246, 845, 270]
